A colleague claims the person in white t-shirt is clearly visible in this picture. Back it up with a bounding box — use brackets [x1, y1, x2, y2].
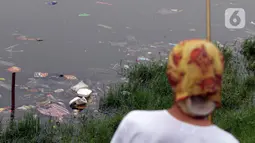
[111, 39, 239, 143]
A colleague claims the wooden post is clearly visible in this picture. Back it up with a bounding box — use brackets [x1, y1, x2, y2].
[11, 72, 16, 120]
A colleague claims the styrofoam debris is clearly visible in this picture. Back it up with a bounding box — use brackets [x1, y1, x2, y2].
[54, 89, 64, 93]
[69, 97, 87, 105]
[77, 88, 92, 98]
[123, 64, 130, 69]
[71, 81, 89, 92]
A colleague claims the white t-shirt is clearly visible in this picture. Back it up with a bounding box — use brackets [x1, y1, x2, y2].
[111, 110, 239, 143]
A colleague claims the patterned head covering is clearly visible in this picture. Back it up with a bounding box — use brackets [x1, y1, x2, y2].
[166, 39, 224, 107]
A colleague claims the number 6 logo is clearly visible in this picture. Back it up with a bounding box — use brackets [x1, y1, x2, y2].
[225, 8, 246, 29]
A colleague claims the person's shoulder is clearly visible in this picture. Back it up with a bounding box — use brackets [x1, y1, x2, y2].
[122, 110, 166, 125]
[211, 126, 239, 143]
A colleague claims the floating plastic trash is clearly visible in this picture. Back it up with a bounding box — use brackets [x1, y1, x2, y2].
[7, 66, 21, 72]
[123, 64, 130, 69]
[189, 28, 196, 32]
[71, 81, 89, 92]
[0, 81, 11, 90]
[97, 24, 112, 29]
[168, 43, 177, 46]
[78, 13, 90, 17]
[16, 36, 42, 41]
[157, 8, 183, 15]
[69, 97, 87, 110]
[46, 1, 57, 5]
[96, 1, 112, 5]
[27, 88, 38, 93]
[0, 107, 9, 113]
[17, 105, 35, 111]
[5, 44, 19, 50]
[136, 56, 151, 62]
[0, 78, 5, 81]
[37, 103, 69, 118]
[77, 88, 92, 98]
[64, 75, 77, 80]
[0, 60, 15, 66]
[250, 21, 255, 26]
[34, 72, 49, 78]
[109, 41, 127, 47]
[54, 89, 64, 93]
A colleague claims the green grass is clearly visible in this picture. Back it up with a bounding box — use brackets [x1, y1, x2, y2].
[0, 39, 255, 143]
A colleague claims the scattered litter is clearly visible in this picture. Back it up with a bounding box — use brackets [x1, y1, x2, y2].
[37, 103, 69, 118]
[0, 81, 11, 90]
[5, 44, 19, 50]
[69, 97, 87, 110]
[17, 105, 35, 111]
[126, 27, 132, 29]
[147, 52, 152, 55]
[109, 41, 127, 47]
[73, 109, 79, 116]
[169, 43, 177, 46]
[46, 1, 58, 5]
[5, 48, 24, 59]
[77, 88, 92, 98]
[157, 8, 183, 15]
[189, 28, 196, 32]
[230, 2, 237, 5]
[78, 13, 90, 17]
[27, 88, 38, 93]
[98, 24, 112, 29]
[64, 75, 77, 80]
[7, 66, 21, 73]
[0, 60, 15, 66]
[34, 72, 49, 78]
[0, 107, 9, 113]
[0, 78, 5, 81]
[126, 35, 137, 42]
[250, 21, 255, 26]
[120, 77, 129, 83]
[16, 36, 43, 41]
[54, 89, 64, 93]
[71, 81, 89, 92]
[136, 56, 151, 62]
[36, 38, 43, 42]
[123, 64, 129, 69]
[245, 28, 255, 35]
[96, 1, 112, 5]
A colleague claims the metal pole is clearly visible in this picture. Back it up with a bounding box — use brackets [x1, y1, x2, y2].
[11, 72, 16, 120]
[206, 0, 211, 41]
[206, 0, 213, 122]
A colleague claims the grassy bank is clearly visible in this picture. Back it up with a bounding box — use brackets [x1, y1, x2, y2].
[0, 39, 255, 143]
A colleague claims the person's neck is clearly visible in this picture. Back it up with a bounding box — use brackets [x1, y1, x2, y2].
[167, 104, 213, 126]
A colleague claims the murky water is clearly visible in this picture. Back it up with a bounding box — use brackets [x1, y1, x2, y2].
[0, 0, 254, 119]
